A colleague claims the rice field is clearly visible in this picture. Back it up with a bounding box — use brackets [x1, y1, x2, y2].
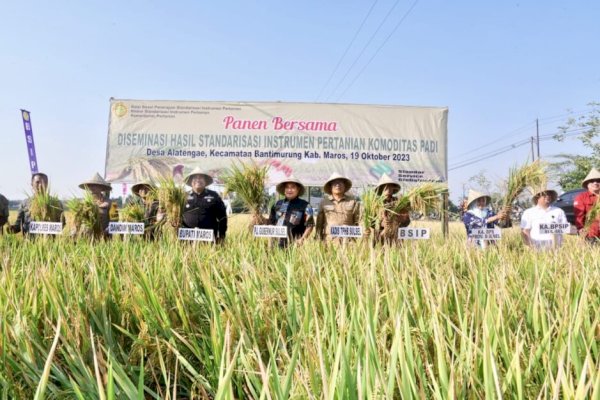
[1, 217, 599, 399]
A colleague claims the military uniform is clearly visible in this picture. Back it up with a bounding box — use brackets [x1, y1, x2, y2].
[182, 189, 227, 241]
[0, 194, 9, 233]
[316, 194, 360, 241]
[12, 198, 33, 234]
[269, 197, 314, 247]
[376, 198, 410, 245]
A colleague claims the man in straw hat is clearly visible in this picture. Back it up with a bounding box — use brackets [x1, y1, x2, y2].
[182, 168, 227, 243]
[462, 189, 508, 249]
[574, 167, 600, 243]
[79, 173, 113, 235]
[315, 172, 360, 242]
[373, 173, 410, 245]
[520, 187, 567, 250]
[268, 176, 314, 247]
[10, 172, 55, 234]
[131, 180, 161, 240]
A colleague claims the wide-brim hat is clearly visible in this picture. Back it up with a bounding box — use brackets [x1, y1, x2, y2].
[79, 173, 112, 192]
[466, 189, 491, 209]
[276, 176, 305, 197]
[323, 172, 352, 195]
[582, 168, 600, 188]
[184, 167, 214, 186]
[375, 173, 400, 195]
[131, 180, 156, 196]
[531, 188, 558, 205]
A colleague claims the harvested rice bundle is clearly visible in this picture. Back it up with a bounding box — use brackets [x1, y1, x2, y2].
[390, 182, 447, 216]
[155, 178, 186, 236]
[29, 190, 63, 222]
[119, 202, 145, 223]
[223, 162, 269, 228]
[501, 160, 547, 221]
[360, 188, 385, 231]
[67, 191, 102, 238]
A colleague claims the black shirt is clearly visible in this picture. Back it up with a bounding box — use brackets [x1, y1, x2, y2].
[182, 189, 227, 239]
[268, 197, 315, 242]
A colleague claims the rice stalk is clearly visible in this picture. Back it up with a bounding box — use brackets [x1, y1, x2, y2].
[120, 202, 145, 223]
[223, 161, 269, 228]
[584, 198, 600, 229]
[155, 178, 186, 237]
[67, 191, 102, 237]
[502, 160, 547, 209]
[28, 189, 63, 222]
[391, 182, 447, 215]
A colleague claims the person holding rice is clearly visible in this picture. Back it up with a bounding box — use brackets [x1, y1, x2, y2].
[462, 189, 508, 249]
[131, 180, 161, 240]
[182, 168, 228, 244]
[79, 173, 112, 236]
[574, 167, 600, 244]
[315, 172, 360, 242]
[11, 172, 63, 234]
[268, 176, 314, 247]
[373, 174, 410, 245]
[520, 187, 567, 250]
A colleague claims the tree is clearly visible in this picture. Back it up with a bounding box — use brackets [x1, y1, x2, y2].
[552, 102, 600, 190]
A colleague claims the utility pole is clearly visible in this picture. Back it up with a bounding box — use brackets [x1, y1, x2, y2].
[536, 118, 540, 159]
[531, 137, 536, 161]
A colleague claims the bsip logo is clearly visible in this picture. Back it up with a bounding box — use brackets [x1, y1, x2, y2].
[113, 102, 128, 118]
[22, 111, 30, 121]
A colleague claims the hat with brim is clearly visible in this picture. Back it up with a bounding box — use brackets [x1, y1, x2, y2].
[582, 167, 600, 188]
[276, 176, 305, 197]
[531, 189, 558, 205]
[375, 173, 400, 195]
[184, 167, 214, 186]
[131, 180, 156, 196]
[466, 189, 491, 209]
[323, 172, 352, 195]
[79, 173, 112, 192]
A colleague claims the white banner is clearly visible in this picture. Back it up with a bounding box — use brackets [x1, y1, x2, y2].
[469, 228, 502, 241]
[178, 228, 215, 242]
[29, 221, 63, 235]
[253, 225, 288, 238]
[106, 99, 448, 187]
[108, 222, 145, 235]
[398, 227, 430, 239]
[330, 225, 363, 238]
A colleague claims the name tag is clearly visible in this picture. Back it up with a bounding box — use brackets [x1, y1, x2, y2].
[537, 222, 570, 235]
[469, 228, 501, 241]
[29, 221, 63, 235]
[330, 225, 363, 238]
[178, 228, 215, 242]
[398, 227, 430, 239]
[253, 225, 288, 238]
[109, 222, 145, 235]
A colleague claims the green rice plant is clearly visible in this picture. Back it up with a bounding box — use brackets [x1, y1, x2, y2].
[502, 160, 547, 209]
[360, 188, 385, 231]
[584, 197, 600, 229]
[119, 202, 145, 223]
[222, 161, 269, 228]
[28, 189, 63, 222]
[67, 190, 102, 237]
[155, 178, 186, 237]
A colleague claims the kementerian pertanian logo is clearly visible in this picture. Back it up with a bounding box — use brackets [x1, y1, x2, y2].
[113, 102, 128, 118]
[22, 111, 30, 121]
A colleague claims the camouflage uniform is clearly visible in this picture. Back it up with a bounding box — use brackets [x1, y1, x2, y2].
[316, 194, 360, 241]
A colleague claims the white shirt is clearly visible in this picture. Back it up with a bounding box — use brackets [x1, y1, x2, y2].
[520, 205, 567, 249]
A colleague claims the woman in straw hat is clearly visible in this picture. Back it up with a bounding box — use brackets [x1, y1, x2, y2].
[373, 173, 410, 245]
[131, 180, 161, 240]
[315, 172, 360, 242]
[79, 173, 112, 236]
[574, 167, 600, 243]
[268, 176, 314, 247]
[462, 189, 507, 249]
[520, 187, 567, 250]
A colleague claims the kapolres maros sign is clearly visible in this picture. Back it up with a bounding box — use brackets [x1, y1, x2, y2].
[105, 99, 448, 187]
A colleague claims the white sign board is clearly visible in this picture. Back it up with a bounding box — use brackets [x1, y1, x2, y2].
[178, 228, 215, 242]
[398, 227, 430, 240]
[29, 221, 63, 235]
[330, 225, 363, 238]
[469, 228, 502, 241]
[253, 225, 288, 238]
[108, 222, 145, 235]
[106, 99, 448, 186]
[537, 222, 570, 235]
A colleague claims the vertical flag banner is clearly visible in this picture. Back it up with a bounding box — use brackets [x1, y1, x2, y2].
[20, 109, 39, 174]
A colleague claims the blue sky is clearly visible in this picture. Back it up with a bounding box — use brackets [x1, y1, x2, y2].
[1, 0, 598, 201]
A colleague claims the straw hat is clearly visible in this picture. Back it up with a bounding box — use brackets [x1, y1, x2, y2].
[276, 176, 305, 197]
[184, 167, 214, 186]
[131, 180, 156, 196]
[581, 168, 600, 188]
[323, 172, 352, 195]
[79, 173, 112, 192]
[466, 189, 491, 208]
[375, 173, 400, 195]
[531, 188, 558, 205]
